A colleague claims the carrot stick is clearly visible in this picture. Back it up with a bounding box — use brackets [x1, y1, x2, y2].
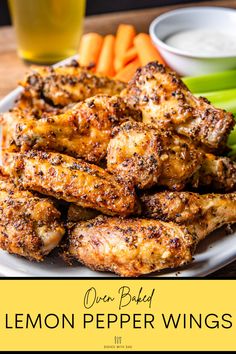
[114, 58, 141, 82]
[120, 47, 137, 68]
[96, 35, 115, 77]
[115, 48, 137, 72]
[134, 33, 165, 66]
[79, 33, 103, 68]
[114, 24, 136, 72]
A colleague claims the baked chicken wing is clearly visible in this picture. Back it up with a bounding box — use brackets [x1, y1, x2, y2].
[67, 190, 236, 276]
[18, 60, 126, 110]
[141, 191, 236, 240]
[0, 111, 21, 149]
[67, 204, 100, 223]
[2, 151, 137, 216]
[107, 121, 204, 190]
[11, 95, 140, 163]
[0, 175, 65, 261]
[191, 154, 236, 192]
[107, 121, 236, 191]
[122, 61, 234, 151]
[14, 92, 62, 119]
[67, 216, 194, 277]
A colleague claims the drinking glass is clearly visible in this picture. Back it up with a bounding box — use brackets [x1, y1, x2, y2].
[8, 0, 86, 64]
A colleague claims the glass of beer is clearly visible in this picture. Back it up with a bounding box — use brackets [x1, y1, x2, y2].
[8, 0, 86, 64]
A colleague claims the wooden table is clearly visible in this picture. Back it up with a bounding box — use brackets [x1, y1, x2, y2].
[0, 0, 236, 277]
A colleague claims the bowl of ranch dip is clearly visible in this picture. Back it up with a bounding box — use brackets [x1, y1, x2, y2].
[149, 7, 236, 76]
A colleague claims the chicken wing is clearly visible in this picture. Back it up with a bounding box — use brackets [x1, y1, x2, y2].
[11, 95, 140, 163]
[141, 191, 236, 240]
[122, 61, 234, 151]
[67, 204, 100, 222]
[107, 121, 236, 191]
[19, 60, 126, 109]
[2, 151, 137, 216]
[107, 121, 204, 190]
[191, 154, 236, 192]
[0, 175, 65, 261]
[14, 92, 62, 119]
[0, 111, 21, 150]
[67, 216, 194, 277]
[67, 189, 236, 276]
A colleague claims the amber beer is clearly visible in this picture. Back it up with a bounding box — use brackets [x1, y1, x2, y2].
[8, 0, 86, 64]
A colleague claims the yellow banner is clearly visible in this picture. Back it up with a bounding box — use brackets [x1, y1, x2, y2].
[0, 280, 235, 351]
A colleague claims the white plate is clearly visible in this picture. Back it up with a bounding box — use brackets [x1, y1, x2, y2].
[0, 56, 236, 277]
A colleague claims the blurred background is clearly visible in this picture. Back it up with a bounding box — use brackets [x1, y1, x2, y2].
[0, 0, 213, 26]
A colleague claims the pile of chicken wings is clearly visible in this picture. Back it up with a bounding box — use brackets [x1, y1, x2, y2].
[1, 59, 236, 276]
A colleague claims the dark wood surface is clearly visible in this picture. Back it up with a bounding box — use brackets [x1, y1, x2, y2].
[0, 0, 216, 24]
[0, 0, 236, 277]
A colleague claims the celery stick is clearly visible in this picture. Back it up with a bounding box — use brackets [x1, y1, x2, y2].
[195, 89, 236, 144]
[228, 125, 236, 146]
[183, 69, 236, 93]
[196, 88, 236, 114]
[228, 144, 236, 157]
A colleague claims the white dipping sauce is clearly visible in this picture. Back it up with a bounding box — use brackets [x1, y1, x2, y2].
[165, 29, 236, 56]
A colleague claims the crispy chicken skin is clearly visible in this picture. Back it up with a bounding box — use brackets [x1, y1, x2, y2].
[0, 110, 32, 150]
[141, 191, 236, 240]
[0, 112, 19, 149]
[68, 191, 236, 276]
[191, 154, 236, 192]
[0, 175, 65, 261]
[107, 121, 204, 190]
[107, 121, 236, 191]
[1, 58, 236, 275]
[67, 204, 100, 222]
[67, 216, 195, 277]
[1, 104, 76, 151]
[14, 92, 62, 119]
[122, 61, 234, 151]
[12, 95, 140, 163]
[2, 151, 137, 216]
[19, 60, 126, 109]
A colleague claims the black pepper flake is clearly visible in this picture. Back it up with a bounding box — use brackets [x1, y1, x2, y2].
[87, 100, 95, 108]
[170, 238, 180, 248]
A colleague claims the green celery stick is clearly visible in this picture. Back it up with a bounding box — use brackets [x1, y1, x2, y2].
[196, 88, 236, 114]
[183, 69, 236, 93]
[228, 124, 236, 146]
[228, 144, 236, 157]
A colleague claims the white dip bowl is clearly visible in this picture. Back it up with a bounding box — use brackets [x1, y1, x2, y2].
[149, 7, 236, 76]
